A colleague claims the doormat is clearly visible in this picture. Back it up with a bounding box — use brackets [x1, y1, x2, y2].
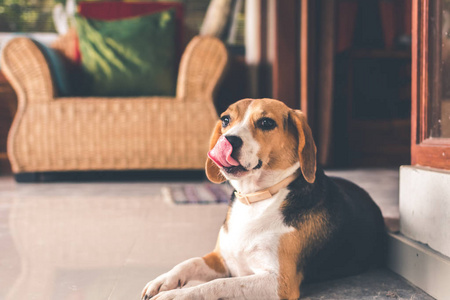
[162, 183, 234, 204]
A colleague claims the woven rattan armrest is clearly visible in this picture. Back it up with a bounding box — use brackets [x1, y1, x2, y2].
[176, 36, 228, 102]
[1, 38, 55, 104]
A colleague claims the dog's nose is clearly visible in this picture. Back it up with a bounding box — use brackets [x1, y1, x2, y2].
[225, 135, 243, 150]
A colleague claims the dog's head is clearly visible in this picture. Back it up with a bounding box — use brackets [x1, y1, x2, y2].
[206, 98, 317, 186]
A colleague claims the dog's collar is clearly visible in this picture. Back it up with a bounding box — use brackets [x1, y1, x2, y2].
[234, 173, 298, 205]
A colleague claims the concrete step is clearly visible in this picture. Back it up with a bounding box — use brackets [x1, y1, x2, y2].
[302, 268, 434, 300]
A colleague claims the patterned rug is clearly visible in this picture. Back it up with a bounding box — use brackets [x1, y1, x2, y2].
[162, 183, 234, 204]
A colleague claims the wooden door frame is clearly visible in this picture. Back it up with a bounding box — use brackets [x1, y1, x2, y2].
[272, 0, 300, 109]
[412, 0, 450, 169]
[272, 0, 316, 115]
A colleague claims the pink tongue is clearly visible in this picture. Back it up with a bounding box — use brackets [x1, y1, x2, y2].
[208, 136, 240, 168]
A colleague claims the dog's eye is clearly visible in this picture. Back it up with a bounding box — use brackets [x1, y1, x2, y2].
[221, 115, 230, 128]
[257, 118, 277, 131]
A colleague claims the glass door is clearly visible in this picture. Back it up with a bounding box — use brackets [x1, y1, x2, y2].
[412, 0, 450, 169]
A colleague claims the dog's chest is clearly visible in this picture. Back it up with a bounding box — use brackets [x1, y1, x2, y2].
[219, 191, 293, 277]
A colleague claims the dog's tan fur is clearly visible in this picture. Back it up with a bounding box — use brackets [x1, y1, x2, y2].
[205, 121, 227, 183]
[288, 109, 317, 183]
[206, 99, 316, 185]
[203, 252, 227, 275]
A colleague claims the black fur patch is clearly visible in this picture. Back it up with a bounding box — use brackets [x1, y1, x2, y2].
[282, 169, 327, 228]
[282, 167, 387, 283]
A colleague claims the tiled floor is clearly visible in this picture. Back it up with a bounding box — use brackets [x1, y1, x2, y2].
[0, 170, 433, 300]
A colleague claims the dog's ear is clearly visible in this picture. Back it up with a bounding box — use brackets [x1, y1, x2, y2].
[205, 121, 227, 183]
[289, 110, 317, 183]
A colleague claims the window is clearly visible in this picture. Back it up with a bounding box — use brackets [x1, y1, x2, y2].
[0, 0, 57, 32]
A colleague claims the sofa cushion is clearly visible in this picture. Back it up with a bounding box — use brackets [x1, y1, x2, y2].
[78, 1, 183, 57]
[75, 9, 176, 97]
[33, 40, 72, 96]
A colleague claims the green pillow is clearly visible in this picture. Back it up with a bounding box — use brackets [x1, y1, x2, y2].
[75, 10, 176, 97]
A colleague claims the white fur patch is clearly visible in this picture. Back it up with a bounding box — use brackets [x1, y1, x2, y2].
[230, 162, 300, 194]
[219, 188, 294, 278]
[224, 102, 261, 171]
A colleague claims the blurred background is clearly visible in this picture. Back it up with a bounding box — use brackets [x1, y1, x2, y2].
[0, 0, 414, 178]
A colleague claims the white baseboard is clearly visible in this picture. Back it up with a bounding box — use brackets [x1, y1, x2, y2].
[387, 232, 450, 300]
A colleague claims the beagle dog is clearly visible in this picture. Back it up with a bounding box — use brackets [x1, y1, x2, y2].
[142, 98, 386, 300]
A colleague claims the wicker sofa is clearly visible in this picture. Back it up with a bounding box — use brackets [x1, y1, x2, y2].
[1, 35, 227, 180]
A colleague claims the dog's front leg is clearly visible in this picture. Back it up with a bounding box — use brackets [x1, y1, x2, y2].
[141, 252, 229, 299]
[150, 272, 280, 300]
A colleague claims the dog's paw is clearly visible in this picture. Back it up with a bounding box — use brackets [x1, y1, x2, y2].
[141, 272, 186, 300]
[146, 288, 199, 300]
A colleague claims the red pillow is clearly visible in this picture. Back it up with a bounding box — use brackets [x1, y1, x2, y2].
[78, 1, 183, 21]
[76, 1, 184, 62]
